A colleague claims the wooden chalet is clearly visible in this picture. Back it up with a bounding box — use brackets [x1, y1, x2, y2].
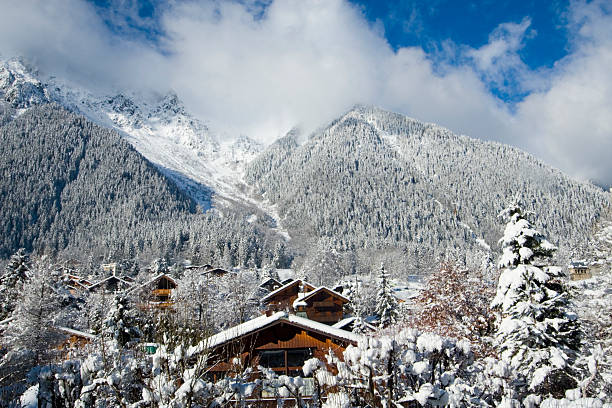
[184, 264, 214, 272]
[62, 274, 93, 294]
[568, 261, 592, 281]
[56, 327, 96, 358]
[260, 280, 316, 312]
[206, 267, 232, 277]
[259, 277, 283, 293]
[201, 311, 360, 387]
[292, 287, 350, 324]
[88, 274, 133, 293]
[127, 273, 177, 308]
[261, 280, 349, 325]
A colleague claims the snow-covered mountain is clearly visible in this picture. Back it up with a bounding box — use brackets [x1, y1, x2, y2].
[0, 57, 265, 213]
[245, 105, 610, 261]
[2, 56, 610, 264]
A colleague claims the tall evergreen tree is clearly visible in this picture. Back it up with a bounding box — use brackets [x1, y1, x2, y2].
[2, 263, 62, 366]
[103, 294, 141, 349]
[375, 264, 399, 329]
[491, 201, 581, 399]
[0, 248, 31, 320]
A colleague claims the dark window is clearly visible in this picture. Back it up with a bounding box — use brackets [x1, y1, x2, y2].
[287, 349, 312, 367]
[258, 350, 285, 368]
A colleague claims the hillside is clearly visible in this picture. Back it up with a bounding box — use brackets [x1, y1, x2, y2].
[2, 57, 609, 270]
[0, 104, 196, 257]
[0, 104, 286, 269]
[246, 106, 610, 262]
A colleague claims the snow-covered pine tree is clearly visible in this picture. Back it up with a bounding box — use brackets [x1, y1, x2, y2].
[2, 263, 62, 366]
[350, 280, 369, 334]
[375, 264, 399, 329]
[103, 294, 141, 349]
[491, 200, 581, 399]
[0, 248, 31, 320]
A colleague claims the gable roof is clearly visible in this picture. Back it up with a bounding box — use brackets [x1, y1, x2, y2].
[88, 274, 133, 291]
[260, 279, 316, 303]
[125, 273, 177, 294]
[195, 311, 362, 353]
[300, 286, 349, 303]
[259, 277, 282, 287]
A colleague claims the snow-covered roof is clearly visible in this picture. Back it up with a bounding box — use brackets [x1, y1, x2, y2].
[259, 277, 281, 287]
[57, 326, 96, 340]
[569, 260, 589, 269]
[300, 286, 349, 303]
[88, 274, 133, 291]
[332, 316, 377, 332]
[126, 273, 176, 294]
[332, 316, 356, 329]
[260, 279, 315, 303]
[200, 311, 361, 351]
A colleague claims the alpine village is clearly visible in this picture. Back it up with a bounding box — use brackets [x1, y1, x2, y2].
[1, 1, 612, 408]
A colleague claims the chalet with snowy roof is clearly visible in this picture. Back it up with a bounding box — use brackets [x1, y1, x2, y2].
[259, 277, 283, 292]
[184, 263, 214, 272]
[62, 273, 92, 294]
[200, 311, 360, 385]
[261, 280, 349, 325]
[206, 267, 232, 277]
[88, 274, 133, 293]
[261, 279, 316, 311]
[56, 327, 96, 359]
[292, 287, 349, 324]
[127, 273, 177, 308]
[568, 260, 592, 281]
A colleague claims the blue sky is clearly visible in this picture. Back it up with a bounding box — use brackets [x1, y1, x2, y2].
[1, 0, 611, 186]
[350, 0, 569, 68]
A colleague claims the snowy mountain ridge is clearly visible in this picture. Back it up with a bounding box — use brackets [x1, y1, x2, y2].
[2, 56, 610, 263]
[0, 57, 266, 213]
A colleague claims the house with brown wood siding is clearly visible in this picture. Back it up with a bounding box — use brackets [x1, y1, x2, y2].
[201, 311, 360, 382]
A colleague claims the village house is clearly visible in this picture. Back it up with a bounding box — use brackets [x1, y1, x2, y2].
[56, 327, 96, 359]
[568, 260, 592, 281]
[199, 311, 360, 401]
[62, 273, 93, 295]
[127, 273, 177, 308]
[88, 273, 134, 293]
[261, 279, 349, 325]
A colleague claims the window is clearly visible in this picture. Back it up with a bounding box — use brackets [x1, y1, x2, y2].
[287, 349, 313, 367]
[258, 350, 284, 368]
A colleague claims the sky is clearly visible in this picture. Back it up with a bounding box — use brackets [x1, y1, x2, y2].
[0, 0, 611, 187]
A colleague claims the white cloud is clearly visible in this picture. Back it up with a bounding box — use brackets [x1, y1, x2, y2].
[0, 0, 611, 186]
[513, 0, 612, 185]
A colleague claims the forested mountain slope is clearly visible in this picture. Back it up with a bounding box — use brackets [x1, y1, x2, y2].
[246, 106, 610, 260]
[0, 104, 195, 257]
[0, 104, 284, 267]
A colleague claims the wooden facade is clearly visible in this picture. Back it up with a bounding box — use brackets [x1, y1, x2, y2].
[262, 281, 348, 325]
[298, 287, 349, 324]
[261, 280, 316, 312]
[205, 313, 359, 382]
[130, 273, 177, 308]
